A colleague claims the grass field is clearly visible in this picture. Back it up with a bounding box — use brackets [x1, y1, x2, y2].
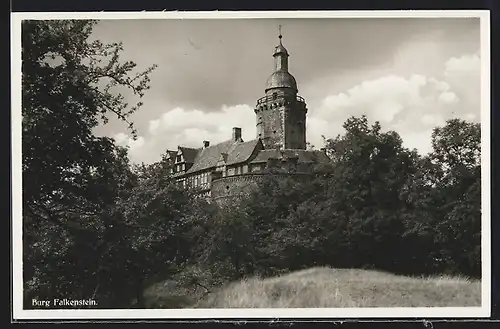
[144, 267, 481, 308]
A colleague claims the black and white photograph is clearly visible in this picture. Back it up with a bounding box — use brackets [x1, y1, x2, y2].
[11, 10, 490, 319]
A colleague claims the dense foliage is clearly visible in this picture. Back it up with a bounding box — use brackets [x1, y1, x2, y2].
[199, 116, 481, 283]
[21, 20, 482, 309]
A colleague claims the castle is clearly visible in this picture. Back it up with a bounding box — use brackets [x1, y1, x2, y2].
[165, 30, 330, 202]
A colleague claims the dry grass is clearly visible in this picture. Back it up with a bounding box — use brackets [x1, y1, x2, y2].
[193, 267, 481, 308]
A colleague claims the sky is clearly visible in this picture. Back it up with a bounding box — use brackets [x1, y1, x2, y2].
[90, 16, 482, 164]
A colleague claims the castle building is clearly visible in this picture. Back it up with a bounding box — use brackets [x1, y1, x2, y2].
[165, 30, 330, 201]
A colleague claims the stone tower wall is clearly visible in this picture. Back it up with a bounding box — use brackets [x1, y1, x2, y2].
[211, 172, 311, 206]
[283, 101, 307, 150]
[255, 95, 307, 150]
[255, 102, 285, 149]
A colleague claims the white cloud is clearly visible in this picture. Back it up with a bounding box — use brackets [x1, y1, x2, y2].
[445, 53, 481, 73]
[318, 74, 428, 121]
[428, 78, 451, 92]
[115, 104, 256, 164]
[113, 133, 145, 153]
[443, 52, 481, 118]
[438, 91, 459, 104]
[148, 119, 161, 134]
[303, 51, 481, 155]
[115, 51, 481, 164]
[147, 104, 255, 144]
[304, 73, 459, 153]
[398, 129, 436, 155]
[465, 113, 477, 121]
[420, 113, 445, 127]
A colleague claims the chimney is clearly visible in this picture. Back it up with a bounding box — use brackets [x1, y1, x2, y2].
[232, 127, 242, 142]
[203, 140, 210, 148]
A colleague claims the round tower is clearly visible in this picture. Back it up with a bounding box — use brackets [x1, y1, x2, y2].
[255, 26, 308, 150]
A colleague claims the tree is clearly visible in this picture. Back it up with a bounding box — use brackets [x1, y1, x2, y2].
[113, 158, 209, 307]
[323, 116, 419, 273]
[22, 20, 158, 307]
[428, 119, 481, 277]
[190, 116, 481, 286]
[395, 119, 481, 277]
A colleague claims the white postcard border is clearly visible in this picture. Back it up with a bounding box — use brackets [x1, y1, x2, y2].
[11, 10, 491, 320]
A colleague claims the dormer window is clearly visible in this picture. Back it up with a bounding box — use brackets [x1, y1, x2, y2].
[176, 155, 182, 163]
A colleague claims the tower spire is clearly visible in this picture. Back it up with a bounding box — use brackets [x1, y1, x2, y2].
[272, 25, 289, 72]
[256, 27, 307, 150]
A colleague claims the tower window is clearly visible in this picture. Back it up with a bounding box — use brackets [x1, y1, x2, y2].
[272, 92, 278, 100]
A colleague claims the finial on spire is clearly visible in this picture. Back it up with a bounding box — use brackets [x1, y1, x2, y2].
[278, 25, 282, 43]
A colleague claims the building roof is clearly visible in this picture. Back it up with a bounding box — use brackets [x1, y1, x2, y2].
[179, 146, 200, 163]
[226, 139, 261, 165]
[165, 150, 177, 160]
[250, 149, 330, 164]
[274, 44, 289, 56]
[274, 28, 289, 56]
[266, 70, 298, 92]
[185, 138, 262, 174]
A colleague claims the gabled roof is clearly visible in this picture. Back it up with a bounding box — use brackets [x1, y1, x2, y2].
[164, 150, 177, 160]
[178, 146, 200, 163]
[186, 140, 232, 173]
[250, 149, 330, 164]
[226, 139, 262, 165]
[185, 138, 262, 174]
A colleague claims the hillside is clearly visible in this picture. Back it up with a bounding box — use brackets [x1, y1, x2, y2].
[189, 267, 480, 308]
